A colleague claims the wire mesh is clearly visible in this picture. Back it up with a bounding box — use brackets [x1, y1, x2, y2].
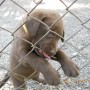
[0, 0, 90, 90]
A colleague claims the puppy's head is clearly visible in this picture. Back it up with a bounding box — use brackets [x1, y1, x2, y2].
[24, 9, 64, 58]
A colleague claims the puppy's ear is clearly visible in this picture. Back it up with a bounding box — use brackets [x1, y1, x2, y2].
[25, 15, 45, 36]
[61, 31, 64, 42]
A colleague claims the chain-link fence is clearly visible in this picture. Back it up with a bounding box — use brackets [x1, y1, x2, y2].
[0, 0, 90, 90]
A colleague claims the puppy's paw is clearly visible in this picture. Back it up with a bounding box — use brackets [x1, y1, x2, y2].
[38, 77, 47, 85]
[62, 61, 79, 77]
[33, 73, 60, 86]
[45, 71, 61, 86]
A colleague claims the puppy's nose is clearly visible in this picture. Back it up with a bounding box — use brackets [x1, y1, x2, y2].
[50, 50, 56, 55]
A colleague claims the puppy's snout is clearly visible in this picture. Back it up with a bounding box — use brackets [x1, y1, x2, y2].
[50, 50, 56, 55]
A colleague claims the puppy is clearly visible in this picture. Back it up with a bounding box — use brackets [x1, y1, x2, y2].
[5, 9, 79, 90]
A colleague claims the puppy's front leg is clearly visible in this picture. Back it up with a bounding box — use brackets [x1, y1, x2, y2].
[22, 53, 60, 86]
[55, 50, 79, 77]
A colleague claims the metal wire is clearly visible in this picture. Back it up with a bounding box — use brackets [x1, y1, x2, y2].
[0, 0, 90, 90]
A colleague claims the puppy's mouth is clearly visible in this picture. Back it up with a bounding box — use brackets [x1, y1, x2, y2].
[34, 49, 51, 60]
